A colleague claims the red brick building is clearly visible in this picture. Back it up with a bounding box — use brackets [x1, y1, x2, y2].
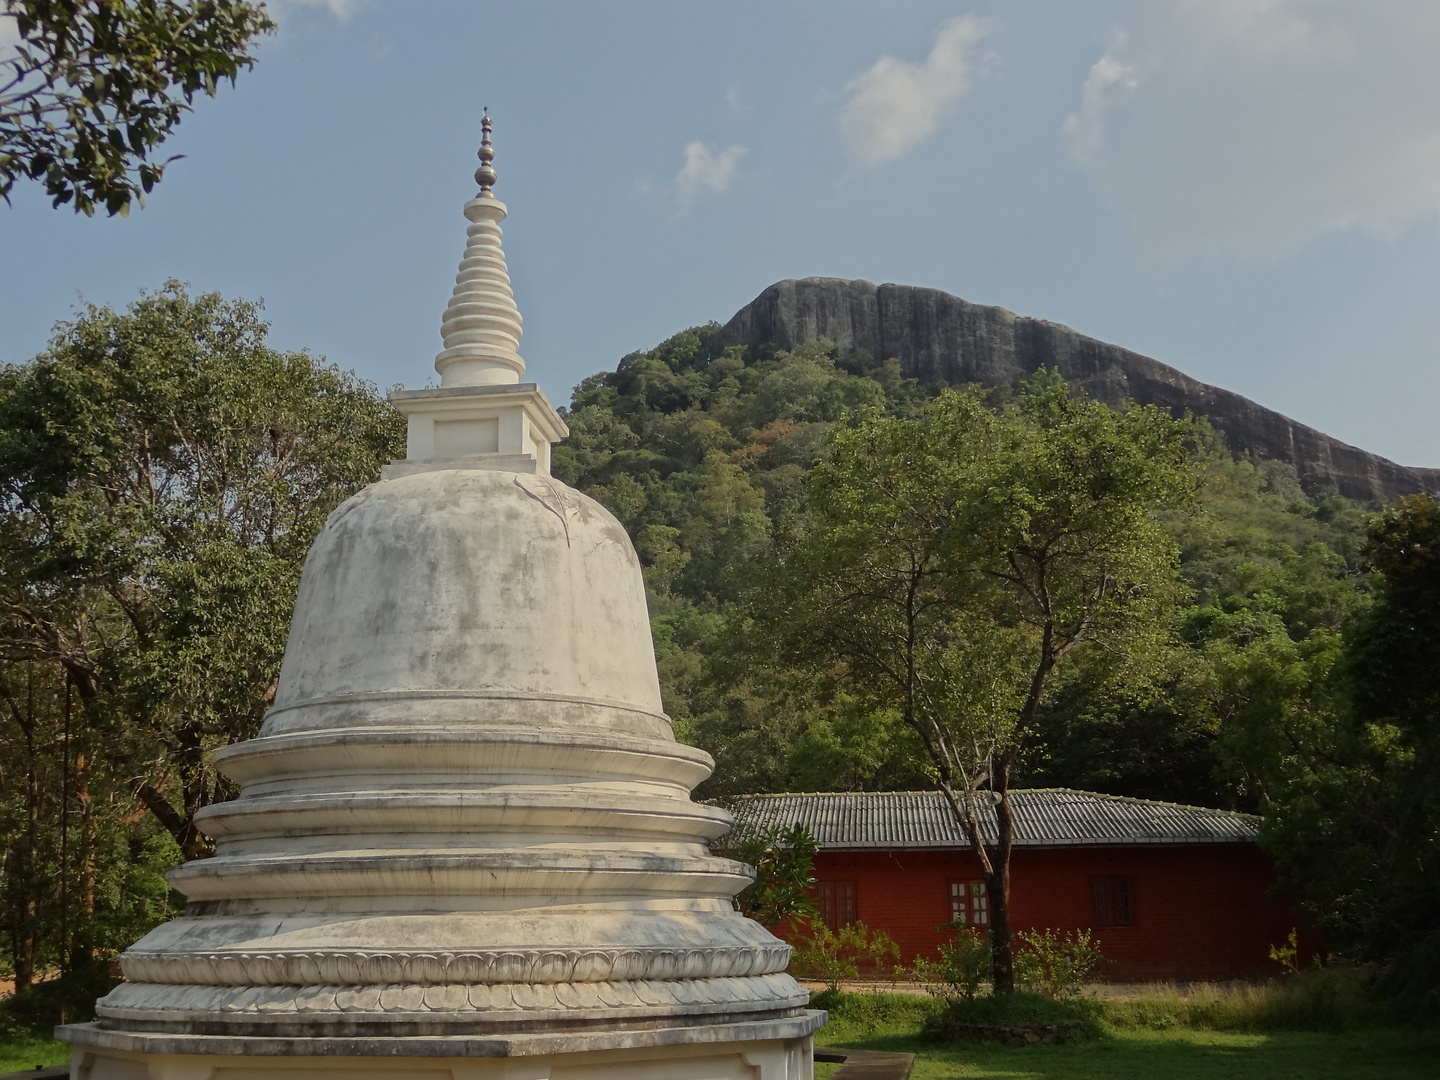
[729, 789, 1301, 981]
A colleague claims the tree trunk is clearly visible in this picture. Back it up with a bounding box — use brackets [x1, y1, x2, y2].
[937, 774, 1017, 995]
[986, 774, 1017, 995]
[16, 677, 40, 995]
[12, 916, 35, 995]
[71, 750, 96, 970]
[11, 755, 39, 995]
[988, 868, 1014, 995]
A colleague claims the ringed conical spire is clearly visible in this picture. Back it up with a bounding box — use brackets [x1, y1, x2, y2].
[435, 109, 524, 386]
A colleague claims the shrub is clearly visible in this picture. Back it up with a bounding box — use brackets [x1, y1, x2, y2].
[1371, 929, 1440, 1025]
[910, 925, 992, 1003]
[810, 986, 939, 1028]
[1269, 927, 1301, 974]
[0, 962, 119, 1039]
[790, 920, 901, 992]
[727, 825, 820, 926]
[1013, 928, 1105, 999]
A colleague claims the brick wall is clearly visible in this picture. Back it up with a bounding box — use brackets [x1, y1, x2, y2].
[795, 844, 1306, 981]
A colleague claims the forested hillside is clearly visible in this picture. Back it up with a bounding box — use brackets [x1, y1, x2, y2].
[560, 323, 1440, 1004]
[2, 299, 1433, 1023]
[555, 323, 1371, 811]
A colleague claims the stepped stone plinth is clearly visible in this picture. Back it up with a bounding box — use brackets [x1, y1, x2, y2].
[59, 111, 823, 1080]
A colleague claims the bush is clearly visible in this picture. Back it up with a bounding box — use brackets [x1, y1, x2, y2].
[727, 825, 820, 926]
[1372, 929, 1440, 1025]
[1014, 928, 1105, 999]
[0, 963, 119, 1039]
[810, 986, 939, 1027]
[790, 920, 901, 992]
[910, 926, 991, 1002]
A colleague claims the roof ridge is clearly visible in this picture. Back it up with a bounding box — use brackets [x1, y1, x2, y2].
[1034, 788, 1260, 821]
[721, 788, 1254, 819]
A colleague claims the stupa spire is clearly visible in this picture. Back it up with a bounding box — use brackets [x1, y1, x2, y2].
[435, 109, 524, 386]
[385, 111, 567, 476]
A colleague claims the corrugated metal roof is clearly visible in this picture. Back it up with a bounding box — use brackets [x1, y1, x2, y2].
[722, 789, 1258, 849]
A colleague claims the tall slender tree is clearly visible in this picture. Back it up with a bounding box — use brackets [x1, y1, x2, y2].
[759, 377, 1196, 992]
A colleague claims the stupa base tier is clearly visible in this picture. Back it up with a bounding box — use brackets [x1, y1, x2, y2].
[93, 974, 809, 1038]
[59, 1011, 825, 1080]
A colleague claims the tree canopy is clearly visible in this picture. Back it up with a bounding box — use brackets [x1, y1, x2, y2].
[1, 0, 274, 214]
[0, 283, 401, 997]
[1242, 494, 1440, 1016]
[748, 377, 1197, 991]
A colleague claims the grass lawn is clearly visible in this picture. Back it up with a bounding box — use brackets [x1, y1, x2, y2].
[824, 1027, 1439, 1080]
[815, 989, 1440, 1080]
[0, 1036, 69, 1072]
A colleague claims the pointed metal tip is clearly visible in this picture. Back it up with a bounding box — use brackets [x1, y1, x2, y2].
[475, 109, 497, 195]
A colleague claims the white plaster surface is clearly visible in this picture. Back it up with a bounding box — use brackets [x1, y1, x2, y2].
[63, 1027, 820, 1080]
[435, 196, 525, 387]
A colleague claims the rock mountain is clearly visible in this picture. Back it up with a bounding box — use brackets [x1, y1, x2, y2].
[722, 278, 1438, 504]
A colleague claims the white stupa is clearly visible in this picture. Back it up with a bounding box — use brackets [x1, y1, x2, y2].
[61, 112, 823, 1080]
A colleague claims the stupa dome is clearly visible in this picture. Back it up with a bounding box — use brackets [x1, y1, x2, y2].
[262, 468, 669, 741]
[96, 467, 802, 1038]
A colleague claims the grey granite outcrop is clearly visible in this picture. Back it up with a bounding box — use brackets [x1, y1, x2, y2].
[722, 278, 1440, 504]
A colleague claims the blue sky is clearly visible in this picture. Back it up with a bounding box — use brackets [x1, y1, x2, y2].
[4, 1, 1440, 465]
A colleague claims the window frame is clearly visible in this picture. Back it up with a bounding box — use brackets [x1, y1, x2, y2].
[1090, 875, 1134, 928]
[816, 879, 858, 930]
[948, 878, 989, 928]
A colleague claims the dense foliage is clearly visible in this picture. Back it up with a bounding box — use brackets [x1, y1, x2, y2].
[555, 326, 1372, 811]
[1, 0, 274, 214]
[0, 284, 402, 996]
[557, 323, 1437, 1008]
[747, 378, 1198, 993]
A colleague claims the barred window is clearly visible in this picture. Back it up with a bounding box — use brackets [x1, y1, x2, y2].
[948, 879, 989, 927]
[816, 880, 858, 930]
[1091, 876, 1133, 927]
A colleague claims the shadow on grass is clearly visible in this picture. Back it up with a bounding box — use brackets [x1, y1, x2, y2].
[814, 988, 1440, 1080]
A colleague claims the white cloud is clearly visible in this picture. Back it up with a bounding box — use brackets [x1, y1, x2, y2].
[839, 15, 992, 164]
[675, 141, 746, 205]
[1065, 0, 1440, 259]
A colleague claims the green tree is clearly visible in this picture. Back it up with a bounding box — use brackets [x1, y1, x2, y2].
[1, 0, 274, 214]
[1245, 494, 1440, 1016]
[0, 282, 403, 878]
[724, 824, 819, 927]
[757, 378, 1196, 993]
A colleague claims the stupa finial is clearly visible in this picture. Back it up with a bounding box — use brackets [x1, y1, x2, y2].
[431, 109, 524, 387]
[475, 106, 497, 195]
[383, 116, 567, 476]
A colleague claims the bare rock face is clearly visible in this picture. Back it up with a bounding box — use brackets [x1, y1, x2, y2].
[722, 278, 1440, 504]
